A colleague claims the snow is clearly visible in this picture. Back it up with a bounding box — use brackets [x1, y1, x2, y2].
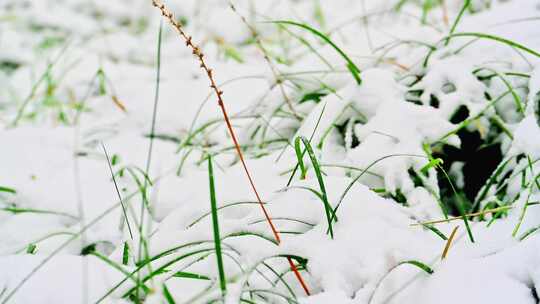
[2, 0, 540, 303]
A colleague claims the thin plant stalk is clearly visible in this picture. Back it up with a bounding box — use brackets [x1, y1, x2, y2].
[151, 0, 310, 295]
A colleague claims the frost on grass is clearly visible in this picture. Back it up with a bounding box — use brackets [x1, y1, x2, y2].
[2, 0, 540, 303]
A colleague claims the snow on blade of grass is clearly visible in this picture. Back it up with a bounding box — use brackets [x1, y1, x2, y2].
[3, 0, 540, 303]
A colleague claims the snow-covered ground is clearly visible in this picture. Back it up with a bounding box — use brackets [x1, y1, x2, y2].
[2, 0, 540, 303]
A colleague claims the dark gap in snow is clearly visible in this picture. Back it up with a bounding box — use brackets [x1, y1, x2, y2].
[429, 94, 440, 108]
[391, 189, 408, 206]
[435, 127, 502, 215]
[335, 118, 361, 148]
[408, 168, 424, 188]
[532, 283, 539, 303]
[405, 89, 423, 105]
[450, 105, 469, 124]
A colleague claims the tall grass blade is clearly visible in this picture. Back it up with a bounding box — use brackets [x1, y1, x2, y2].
[298, 136, 335, 238]
[207, 156, 227, 296]
[286, 103, 327, 186]
[444, 0, 470, 46]
[135, 21, 164, 299]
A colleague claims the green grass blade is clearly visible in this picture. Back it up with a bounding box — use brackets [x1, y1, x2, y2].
[286, 103, 327, 187]
[519, 226, 540, 241]
[122, 242, 130, 265]
[294, 137, 307, 179]
[334, 154, 428, 221]
[299, 136, 335, 238]
[399, 260, 434, 274]
[437, 165, 475, 243]
[163, 284, 176, 304]
[207, 156, 227, 296]
[426, 31, 540, 67]
[421, 224, 448, 240]
[270, 20, 361, 84]
[444, 0, 471, 46]
[479, 68, 523, 114]
[173, 271, 210, 280]
[448, 32, 540, 58]
[0, 186, 16, 194]
[287, 186, 324, 202]
[454, 193, 475, 243]
[369, 258, 434, 303]
[101, 142, 134, 240]
[0, 207, 78, 220]
[420, 157, 443, 175]
[474, 156, 513, 207]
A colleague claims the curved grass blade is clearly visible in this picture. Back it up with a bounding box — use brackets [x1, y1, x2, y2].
[478, 67, 524, 114]
[368, 259, 433, 304]
[421, 224, 447, 240]
[444, 0, 470, 46]
[270, 20, 362, 85]
[399, 260, 434, 274]
[448, 32, 540, 58]
[333, 154, 428, 222]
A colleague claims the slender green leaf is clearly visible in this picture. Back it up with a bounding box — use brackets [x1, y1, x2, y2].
[271, 20, 361, 84]
[444, 0, 471, 46]
[101, 142, 134, 240]
[0, 186, 16, 194]
[299, 136, 336, 238]
[173, 271, 210, 280]
[399, 260, 434, 274]
[122, 242, 130, 265]
[421, 224, 447, 240]
[449, 32, 540, 58]
[163, 284, 176, 304]
[208, 156, 227, 296]
[294, 137, 307, 179]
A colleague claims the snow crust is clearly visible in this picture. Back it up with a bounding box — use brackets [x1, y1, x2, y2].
[2, 0, 540, 303]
